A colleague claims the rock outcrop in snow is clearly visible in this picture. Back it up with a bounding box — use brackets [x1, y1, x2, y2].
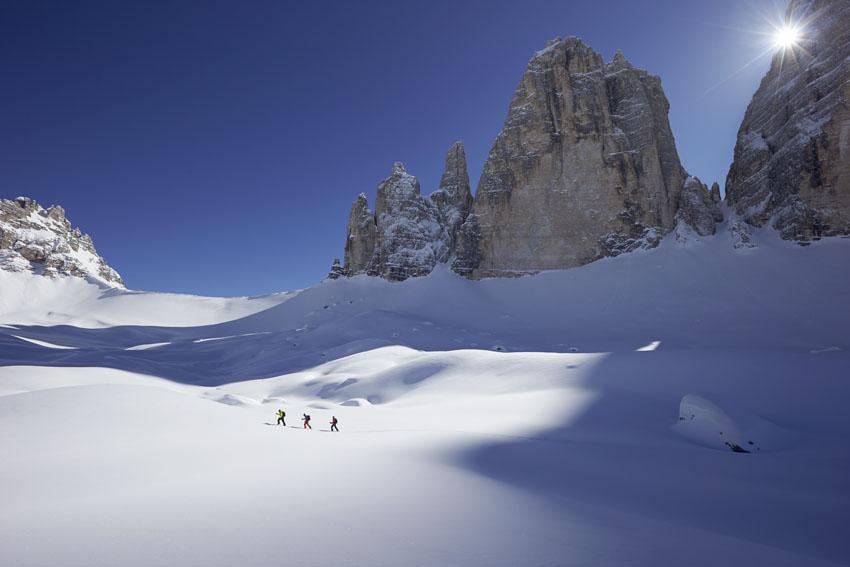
[341, 143, 473, 281]
[725, 0, 850, 241]
[0, 197, 123, 287]
[369, 162, 449, 281]
[710, 182, 722, 204]
[676, 177, 724, 237]
[336, 37, 721, 281]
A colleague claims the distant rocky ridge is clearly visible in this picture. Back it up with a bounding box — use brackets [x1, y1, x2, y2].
[334, 143, 474, 281]
[677, 177, 724, 237]
[0, 197, 123, 287]
[333, 36, 721, 281]
[725, 0, 850, 242]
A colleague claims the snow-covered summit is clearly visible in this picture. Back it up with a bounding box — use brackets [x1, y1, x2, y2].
[0, 196, 123, 287]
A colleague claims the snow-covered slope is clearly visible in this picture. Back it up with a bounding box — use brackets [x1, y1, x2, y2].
[2, 216, 847, 382]
[2, 345, 848, 567]
[1, 225, 849, 566]
[0, 271, 298, 328]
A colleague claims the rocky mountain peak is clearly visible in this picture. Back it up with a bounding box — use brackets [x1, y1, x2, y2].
[375, 162, 420, 215]
[709, 183, 722, 204]
[725, 0, 850, 241]
[338, 145, 472, 281]
[435, 142, 471, 204]
[47, 204, 66, 222]
[469, 35, 689, 277]
[534, 36, 603, 68]
[334, 35, 722, 282]
[610, 49, 631, 69]
[676, 177, 724, 237]
[431, 141, 474, 258]
[0, 196, 124, 287]
[343, 193, 377, 275]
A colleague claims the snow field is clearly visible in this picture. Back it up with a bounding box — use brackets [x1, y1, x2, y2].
[1, 224, 849, 566]
[1, 342, 849, 566]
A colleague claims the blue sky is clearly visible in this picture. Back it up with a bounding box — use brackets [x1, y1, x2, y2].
[1, 0, 789, 296]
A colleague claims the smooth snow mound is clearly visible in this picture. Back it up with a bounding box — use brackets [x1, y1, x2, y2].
[0, 271, 298, 328]
[674, 394, 791, 453]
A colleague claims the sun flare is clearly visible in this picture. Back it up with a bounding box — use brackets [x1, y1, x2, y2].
[774, 25, 800, 49]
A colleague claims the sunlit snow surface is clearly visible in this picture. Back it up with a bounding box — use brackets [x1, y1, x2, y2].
[1, 224, 849, 567]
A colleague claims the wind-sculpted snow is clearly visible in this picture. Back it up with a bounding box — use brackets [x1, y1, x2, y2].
[1, 223, 849, 386]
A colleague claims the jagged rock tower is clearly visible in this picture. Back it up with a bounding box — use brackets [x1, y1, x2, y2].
[335, 37, 721, 281]
[341, 142, 473, 281]
[430, 141, 474, 257]
[725, 0, 850, 241]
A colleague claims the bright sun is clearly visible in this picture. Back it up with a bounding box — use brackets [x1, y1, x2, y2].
[774, 25, 800, 49]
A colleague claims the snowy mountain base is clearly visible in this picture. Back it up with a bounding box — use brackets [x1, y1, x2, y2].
[1, 225, 849, 567]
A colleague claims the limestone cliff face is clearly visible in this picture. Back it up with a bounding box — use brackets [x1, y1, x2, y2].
[725, 0, 850, 241]
[467, 38, 688, 277]
[335, 37, 722, 281]
[451, 213, 482, 278]
[0, 196, 124, 286]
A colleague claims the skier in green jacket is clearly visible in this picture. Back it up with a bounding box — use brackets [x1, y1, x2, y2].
[276, 409, 286, 426]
